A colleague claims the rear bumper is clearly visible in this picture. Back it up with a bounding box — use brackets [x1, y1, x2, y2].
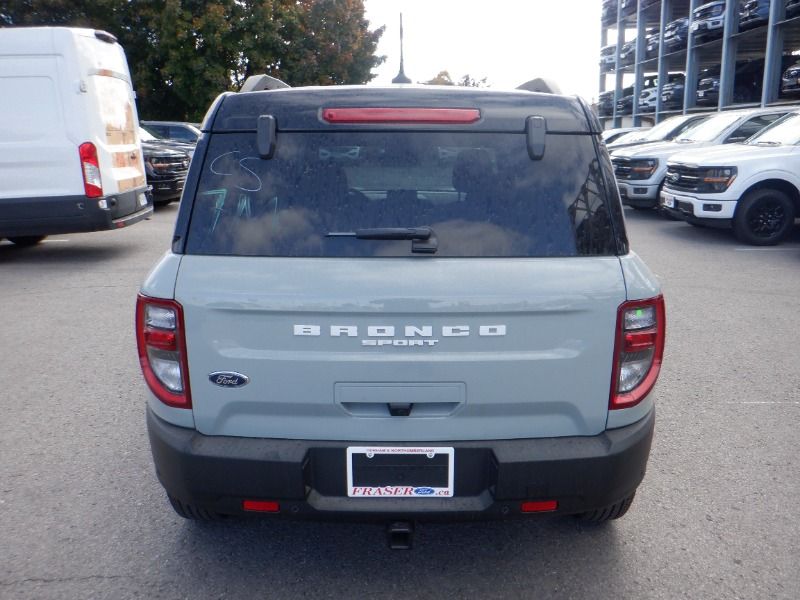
[147, 407, 655, 521]
[0, 188, 152, 237]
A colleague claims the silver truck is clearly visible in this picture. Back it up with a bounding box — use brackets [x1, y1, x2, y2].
[137, 83, 666, 547]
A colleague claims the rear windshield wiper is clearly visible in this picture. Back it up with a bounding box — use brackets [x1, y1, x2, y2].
[326, 227, 438, 253]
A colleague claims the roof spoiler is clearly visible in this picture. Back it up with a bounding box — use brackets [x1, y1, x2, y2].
[240, 75, 290, 93]
[516, 78, 562, 94]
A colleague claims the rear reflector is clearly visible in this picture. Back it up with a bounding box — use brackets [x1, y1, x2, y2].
[521, 500, 558, 513]
[322, 107, 481, 124]
[242, 500, 280, 513]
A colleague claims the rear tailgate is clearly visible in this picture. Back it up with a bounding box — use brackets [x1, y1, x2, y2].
[176, 256, 625, 441]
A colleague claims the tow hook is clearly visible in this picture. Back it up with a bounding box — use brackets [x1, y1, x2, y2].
[387, 521, 414, 550]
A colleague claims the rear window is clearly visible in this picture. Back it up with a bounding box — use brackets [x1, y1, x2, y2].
[185, 131, 618, 257]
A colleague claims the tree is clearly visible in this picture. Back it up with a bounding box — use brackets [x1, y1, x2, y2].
[424, 70, 454, 86]
[0, 1, 385, 120]
[457, 74, 488, 88]
[424, 70, 488, 88]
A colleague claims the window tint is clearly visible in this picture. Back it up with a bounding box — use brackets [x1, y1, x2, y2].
[726, 114, 785, 142]
[185, 132, 618, 258]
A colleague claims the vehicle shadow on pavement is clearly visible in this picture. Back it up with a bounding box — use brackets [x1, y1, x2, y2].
[623, 207, 800, 247]
[167, 516, 624, 596]
[0, 240, 133, 264]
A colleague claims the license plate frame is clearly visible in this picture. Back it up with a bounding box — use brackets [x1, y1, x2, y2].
[661, 192, 675, 208]
[346, 446, 455, 498]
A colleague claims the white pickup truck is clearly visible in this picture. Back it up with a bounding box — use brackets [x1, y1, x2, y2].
[661, 110, 800, 245]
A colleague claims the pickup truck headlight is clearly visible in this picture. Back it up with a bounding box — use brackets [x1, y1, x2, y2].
[629, 158, 658, 180]
[700, 167, 737, 192]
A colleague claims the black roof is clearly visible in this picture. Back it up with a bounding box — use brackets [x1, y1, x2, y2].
[204, 85, 598, 135]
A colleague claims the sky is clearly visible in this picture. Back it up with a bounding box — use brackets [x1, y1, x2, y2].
[363, 0, 604, 102]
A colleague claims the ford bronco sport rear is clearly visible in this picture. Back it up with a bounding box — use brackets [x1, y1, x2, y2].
[137, 85, 665, 533]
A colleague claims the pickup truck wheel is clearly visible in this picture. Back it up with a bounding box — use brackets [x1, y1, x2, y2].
[168, 495, 223, 521]
[9, 236, 46, 246]
[575, 492, 635, 523]
[733, 189, 795, 246]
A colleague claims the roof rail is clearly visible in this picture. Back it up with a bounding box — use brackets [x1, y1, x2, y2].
[516, 78, 562, 94]
[240, 75, 290, 93]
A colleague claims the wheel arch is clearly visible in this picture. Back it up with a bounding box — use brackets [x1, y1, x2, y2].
[738, 178, 800, 216]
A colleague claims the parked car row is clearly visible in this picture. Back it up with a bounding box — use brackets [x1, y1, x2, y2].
[607, 107, 800, 245]
[601, 0, 800, 72]
[602, 54, 800, 116]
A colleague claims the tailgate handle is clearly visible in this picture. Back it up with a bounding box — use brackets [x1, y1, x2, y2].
[388, 403, 413, 417]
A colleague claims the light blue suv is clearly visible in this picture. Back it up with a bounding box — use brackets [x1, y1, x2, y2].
[136, 83, 666, 544]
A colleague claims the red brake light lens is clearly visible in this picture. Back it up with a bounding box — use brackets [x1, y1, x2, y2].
[136, 295, 191, 409]
[242, 500, 281, 513]
[610, 296, 666, 410]
[79, 142, 103, 198]
[322, 107, 481, 124]
[521, 500, 558, 513]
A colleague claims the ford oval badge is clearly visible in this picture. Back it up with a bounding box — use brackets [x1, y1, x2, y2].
[209, 372, 250, 388]
[413, 487, 435, 496]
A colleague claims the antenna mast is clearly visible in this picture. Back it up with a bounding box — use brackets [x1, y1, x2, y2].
[392, 13, 412, 84]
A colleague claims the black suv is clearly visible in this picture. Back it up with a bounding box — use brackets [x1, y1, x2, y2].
[664, 18, 690, 52]
[739, 0, 771, 30]
[139, 128, 191, 206]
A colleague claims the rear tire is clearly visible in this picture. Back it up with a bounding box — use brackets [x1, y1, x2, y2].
[576, 492, 636, 523]
[733, 188, 795, 246]
[9, 236, 46, 246]
[167, 495, 223, 521]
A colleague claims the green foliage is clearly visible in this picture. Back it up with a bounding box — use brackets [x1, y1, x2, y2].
[424, 70, 488, 88]
[0, 0, 385, 120]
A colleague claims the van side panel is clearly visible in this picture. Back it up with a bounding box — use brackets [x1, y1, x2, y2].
[0, 27, 151, 237]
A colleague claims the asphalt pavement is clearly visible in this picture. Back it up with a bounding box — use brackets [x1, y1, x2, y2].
[1, 205, 798, 599]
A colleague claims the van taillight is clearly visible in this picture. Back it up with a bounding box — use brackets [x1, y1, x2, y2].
[136, 295, 191, 409]
[79, 142, 103, 198]
[610, 296, 665, 410]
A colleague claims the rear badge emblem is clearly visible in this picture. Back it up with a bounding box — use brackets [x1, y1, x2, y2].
[209, 372, 250, 388]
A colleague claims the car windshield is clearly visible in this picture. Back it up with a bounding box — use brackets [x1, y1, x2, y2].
[677, 112, 742, 142]
[610, 131, 645, 145]
[139, 127, 157, 141]
[746, 112, 800, 146]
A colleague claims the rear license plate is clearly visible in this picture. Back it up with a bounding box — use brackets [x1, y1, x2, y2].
[137, 192, 148, 207]
[346, 446, 454, 498]
[660, 192, 675, 208]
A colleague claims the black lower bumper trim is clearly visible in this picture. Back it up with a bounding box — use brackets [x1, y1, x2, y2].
[0, 189, 152, 237]
[147, 407, 655, 521]
[662, 206, 732, 229]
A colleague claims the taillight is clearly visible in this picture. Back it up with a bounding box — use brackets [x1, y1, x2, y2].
[79, 142, 103, 198]
[322, 107, 481, 124]
[136, 294, 191, 409]
[610, 296, 666, 410]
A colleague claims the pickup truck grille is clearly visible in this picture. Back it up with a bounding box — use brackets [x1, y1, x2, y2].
[665, 164, 703, 192]
[152, 156, 189, 177]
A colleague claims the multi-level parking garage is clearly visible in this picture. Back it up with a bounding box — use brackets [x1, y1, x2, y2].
[599, 0, 800, 126]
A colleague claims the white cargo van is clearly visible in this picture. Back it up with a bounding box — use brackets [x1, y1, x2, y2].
[0, 26, 152, 246]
